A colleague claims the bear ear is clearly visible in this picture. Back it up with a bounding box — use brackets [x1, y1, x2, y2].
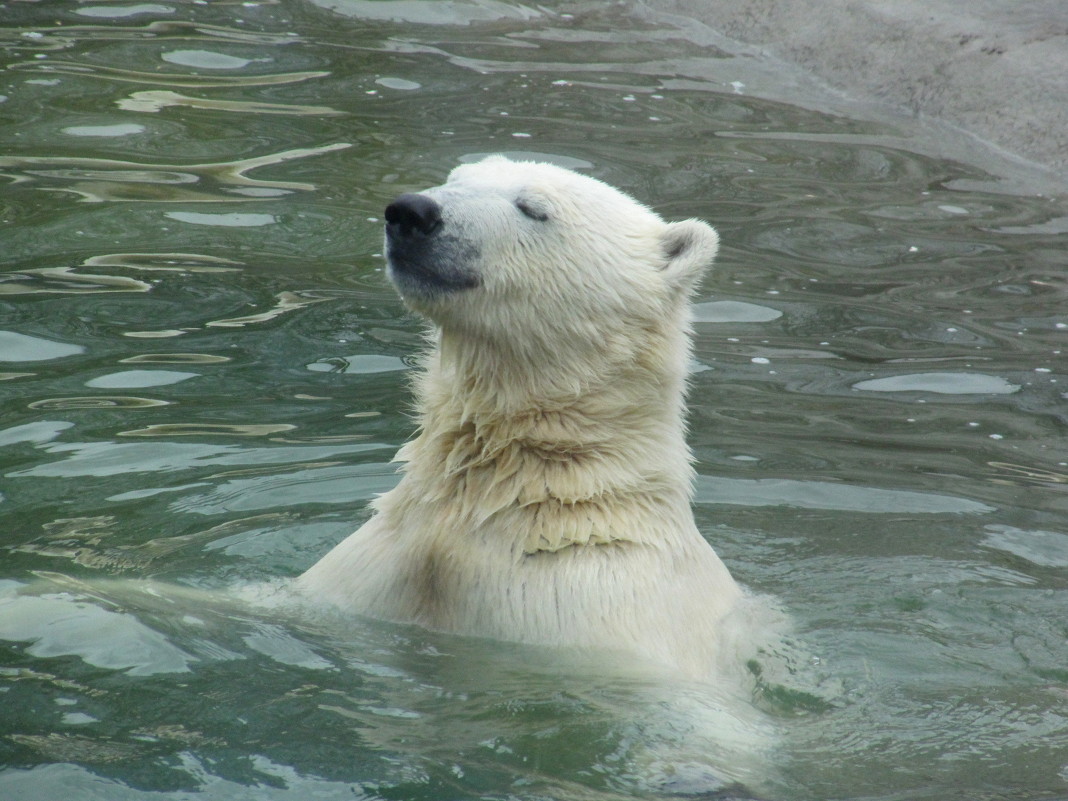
[660, 219, 719, 295]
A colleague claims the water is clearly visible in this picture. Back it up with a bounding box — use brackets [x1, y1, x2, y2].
[1, 1, 1067, 799]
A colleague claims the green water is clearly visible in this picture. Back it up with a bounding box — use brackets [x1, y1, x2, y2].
[1, 1, 1067, 799]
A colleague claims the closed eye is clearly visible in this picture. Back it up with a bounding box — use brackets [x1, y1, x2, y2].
[515, 199, 550, 222]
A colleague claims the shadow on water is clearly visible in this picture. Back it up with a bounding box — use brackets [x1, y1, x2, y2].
[1, 1, 1067, 799]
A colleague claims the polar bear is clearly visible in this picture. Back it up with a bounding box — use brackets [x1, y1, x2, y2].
[295, 156, 743, 678]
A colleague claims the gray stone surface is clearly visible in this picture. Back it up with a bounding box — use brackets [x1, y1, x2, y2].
[640, 0, 1068, 188]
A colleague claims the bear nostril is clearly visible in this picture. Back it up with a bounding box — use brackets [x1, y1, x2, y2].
[384, 193, 443, 237]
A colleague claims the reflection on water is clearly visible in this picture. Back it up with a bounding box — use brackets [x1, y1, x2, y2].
[85, 252, 243, 273]
[119, 88, 343, 115]
[0, 330, 84, 361]
[0, 266, 153, 295]
[118, 423, 297, 437]
[0, 142, 350, 202]
[11, 61, 326, 87]
[852, 371, 1021, 395]
[120, 353, 232, 364]
[203, 290, 334, 328]
[26, 396, 172, 410]
[1, 1, 1067, 800]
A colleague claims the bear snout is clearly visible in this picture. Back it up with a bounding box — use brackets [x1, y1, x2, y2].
[385, 193, 443, 238]
[384, 192, 480, 297]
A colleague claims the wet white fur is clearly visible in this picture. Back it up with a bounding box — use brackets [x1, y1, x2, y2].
[295, 157, 742, 678]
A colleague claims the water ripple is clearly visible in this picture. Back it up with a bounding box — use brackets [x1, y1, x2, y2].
[74, 4, 176, 20]
[118, 424, 297, 438]
[84, 253, 242, 273]
[119, 353, 231, 365]
[27, 396, 170, 410]
[5, 19, 303, 48]
[0, 143, 350, 202]
[694, 476, 994, 515]
[10, 60, 328, 88]
[0, 266, 152, 295]
[0, 579, 195, 675]
[309, 0, 542, 24]
[117, 89, 342, 116]
[204, 290, 333, 328]
[0, 330, 84, 361]
[852, 372, 1021, 395]
[85, 370, 199, 389]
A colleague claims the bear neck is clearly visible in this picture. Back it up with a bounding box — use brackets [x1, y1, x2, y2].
[424, 324, 691, 428]
[392, 325, 698, 550]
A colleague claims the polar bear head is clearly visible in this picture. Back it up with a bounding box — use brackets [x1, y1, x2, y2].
[383, 156, 719, 396]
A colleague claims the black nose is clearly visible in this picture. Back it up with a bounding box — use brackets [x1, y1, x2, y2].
[385, 193, 442, 237]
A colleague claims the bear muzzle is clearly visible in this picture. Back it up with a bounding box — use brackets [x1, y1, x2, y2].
[384, 193, 481, 295]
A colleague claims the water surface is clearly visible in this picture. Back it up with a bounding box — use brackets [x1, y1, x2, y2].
[1, 2, 1067, 799]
